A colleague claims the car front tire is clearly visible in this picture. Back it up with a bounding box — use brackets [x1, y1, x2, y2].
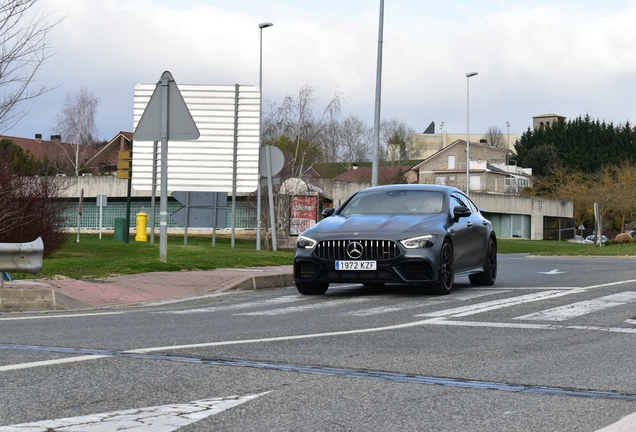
[296, 282, 329, 295]
[433, 239, 454, 295]
[469, 237, 497, 286]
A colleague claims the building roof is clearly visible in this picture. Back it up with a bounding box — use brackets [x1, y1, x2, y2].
[1, 134, 99, 165]
[335, 165, 415, 184]
[88, 131, 132, 166]
[533, 113, 567, 119]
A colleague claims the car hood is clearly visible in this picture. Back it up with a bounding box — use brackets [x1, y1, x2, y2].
[303, 213, 447, 239]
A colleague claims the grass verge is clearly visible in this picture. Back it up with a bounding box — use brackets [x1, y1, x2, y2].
[15, 234, 294, 280]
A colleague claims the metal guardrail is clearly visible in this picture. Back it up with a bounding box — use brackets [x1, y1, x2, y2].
[0, 237, 43, 288]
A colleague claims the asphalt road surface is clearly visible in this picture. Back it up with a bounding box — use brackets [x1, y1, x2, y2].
[2, 254, 636, 431]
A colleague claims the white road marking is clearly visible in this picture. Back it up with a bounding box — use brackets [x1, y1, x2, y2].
[159, 295, 307, 315]
[345, 301, 438, 316]
[414, 290, 576, 318]
[538, 269, 567, 274]
[344, 291, 509, 316]
[235, 297, 369, 316]
[596, 411, 636, 431]
[0, 312, 125, 321]
[625, 319, 636, 325]
[427, 320, 636, 334]
[514, 292, 636, 321]
[0, 393, 269, 431]
[0, 355, 108, 372]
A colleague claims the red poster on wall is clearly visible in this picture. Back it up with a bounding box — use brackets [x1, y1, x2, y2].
[290, 195, 317, 235]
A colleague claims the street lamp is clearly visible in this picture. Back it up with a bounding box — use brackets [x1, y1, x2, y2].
[506, 121, 510, 165]
[440, 121, 444, 147]
[506, 121, 510, 149]
[466, 71, 478, 194]
[256, 22, 273, 251]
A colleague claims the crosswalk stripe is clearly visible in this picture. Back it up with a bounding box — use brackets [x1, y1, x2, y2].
[344, 290, 510, 316]
[514, 291, 636, 321]
[234, 298, 370, 316]
[160, 295, 307, 314]
[414, 290, 575, 318]
[427, 320, 636, 334]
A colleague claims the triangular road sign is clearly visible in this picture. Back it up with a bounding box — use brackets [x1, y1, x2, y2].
[133, 71, 200, 141]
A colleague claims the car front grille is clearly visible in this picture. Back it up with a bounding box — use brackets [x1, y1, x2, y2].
[314, 240, 401, 261]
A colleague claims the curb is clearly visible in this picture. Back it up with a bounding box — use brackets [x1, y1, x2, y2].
[0, 270, 295, 312]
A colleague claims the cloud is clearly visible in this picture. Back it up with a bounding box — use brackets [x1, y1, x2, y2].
[6, 0, 636, 142]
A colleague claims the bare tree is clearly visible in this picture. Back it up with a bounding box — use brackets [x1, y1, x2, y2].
[0, 0, 63, 133]
[54, 87, 100, 175]
[337, 115, 372, 167]
[382, 118, 416, 165]
[263, 83, 344, 177]
[483, 125, 506, 148]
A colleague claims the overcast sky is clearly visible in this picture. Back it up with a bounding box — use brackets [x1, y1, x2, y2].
[5, 0, 636, 145]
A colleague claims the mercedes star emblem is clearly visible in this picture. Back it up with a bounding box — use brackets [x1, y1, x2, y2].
[346, 241, 364, 259]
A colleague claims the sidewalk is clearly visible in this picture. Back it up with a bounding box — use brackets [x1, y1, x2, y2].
[0, 266, 294, 311]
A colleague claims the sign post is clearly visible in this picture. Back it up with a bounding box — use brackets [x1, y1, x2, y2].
[133, 71, 200, 262]
[97, 195, 107, 239]
[256, 145, 284, 251]
[77, 188, 84, 243]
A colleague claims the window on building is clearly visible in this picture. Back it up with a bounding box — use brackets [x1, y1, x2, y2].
[448, 155, 455, 169]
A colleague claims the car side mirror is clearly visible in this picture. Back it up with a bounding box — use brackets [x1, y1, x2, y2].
[453, 206, 471, 220]
[322, 207, 336, 218]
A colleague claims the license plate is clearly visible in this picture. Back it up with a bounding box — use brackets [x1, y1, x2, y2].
[335, 260, 377, 270]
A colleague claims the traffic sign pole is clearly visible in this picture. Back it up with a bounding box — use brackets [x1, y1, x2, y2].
[159, 73, 169, 262]
[265, 145, 277, 251]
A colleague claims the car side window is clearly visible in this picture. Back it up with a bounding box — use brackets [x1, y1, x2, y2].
[467, 198, 478, 213]
[449, 193, 470, 212]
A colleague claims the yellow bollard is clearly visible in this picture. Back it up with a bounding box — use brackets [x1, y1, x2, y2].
[135, 211, 148, 242]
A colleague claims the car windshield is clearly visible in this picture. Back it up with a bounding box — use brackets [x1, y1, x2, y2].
[340, 190, 444, 215]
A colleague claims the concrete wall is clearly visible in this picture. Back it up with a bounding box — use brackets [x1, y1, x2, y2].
[58, 175, 152, 198]
[471, 192, 573, 240]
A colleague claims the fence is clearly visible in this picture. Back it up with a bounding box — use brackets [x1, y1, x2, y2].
[64, 197, 257, 230]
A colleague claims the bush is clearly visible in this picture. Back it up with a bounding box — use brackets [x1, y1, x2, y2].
[613, 233, 634, 244]
[0, 167, 71, 257]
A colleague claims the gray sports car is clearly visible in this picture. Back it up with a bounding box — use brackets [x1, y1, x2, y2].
[293, 184, 497, 295]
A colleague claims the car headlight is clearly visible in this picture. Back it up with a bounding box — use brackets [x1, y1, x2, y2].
[400, 235, 436, 249]
[297, 235, 317, 249]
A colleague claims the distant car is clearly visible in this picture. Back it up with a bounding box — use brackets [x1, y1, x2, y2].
[568, 235, 584, 243]
[630, 230, 636, 237]
[583, 235, 609, 244]
[293, 184, 497, 296]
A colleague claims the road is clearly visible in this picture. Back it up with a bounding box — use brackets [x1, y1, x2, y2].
[1, 254, 636, 431]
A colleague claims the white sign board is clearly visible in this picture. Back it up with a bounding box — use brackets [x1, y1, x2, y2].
[132, 84, 260, 193]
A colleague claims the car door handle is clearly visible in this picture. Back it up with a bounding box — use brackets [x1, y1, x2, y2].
[466, 222, 473, 228]
[483, 221, 489, 225]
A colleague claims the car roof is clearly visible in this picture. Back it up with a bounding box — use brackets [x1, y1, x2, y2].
[356, 184, 461, 194]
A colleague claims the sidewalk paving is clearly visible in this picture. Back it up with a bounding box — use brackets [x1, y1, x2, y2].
[0, 266, 294, 311]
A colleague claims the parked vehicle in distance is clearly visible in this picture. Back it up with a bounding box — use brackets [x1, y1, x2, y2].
[583, 234, 609, 244]
[293, 184, 497, 296]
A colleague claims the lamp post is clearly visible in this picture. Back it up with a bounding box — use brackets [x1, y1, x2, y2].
[506, 121, 510, 149]
[371, 0, 384, 187]
[505, 120, 510, 166]
[256, 22, 273, 251]
[465, 71, 478, 194]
